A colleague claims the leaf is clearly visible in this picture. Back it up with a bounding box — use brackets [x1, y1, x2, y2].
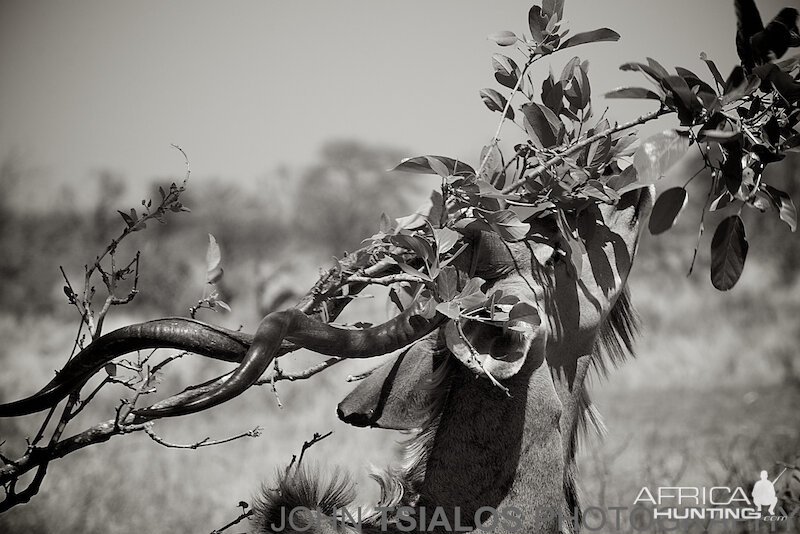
[710, 215, 748, 291]
[479, 144, 503, 182]
[662, 75, 701, 125]
[586, 136, 612, 169]
[392, 234, 435, 266]
[488, 31, 518, 46]
[560, 56, 582, 85]
[765, 185, 797, 232]
[709, 192, 733, 212]
[528, 5, 550, 42]
[435, 228, 460, 254]
[722, 72, 760, 105]
[560, 28, 620, 49]
[435, 301, 462, 320]
[425, 156, 451, 179]
[379, 213, 393, 234]
[574, 62, 592, 109]
[762, 116, 780, 148]
[541, 75, 564, 114]
[105, 363, 117, 377]
[416, 291, 438, 319]
[460, 276, 486, 298]
[206, 234, 224, 284]
[216, 300, 232, 312]
[720, 140, 743, 195]
[619, 62, 666, 84]
[633, 130, 691, 182]
[648, 187, 688, 235]
[118, 210, 135, 228]
[542, 0, 564, 20]
[646, 57, 671, 80]
[435, 265, 459, 301]
[492, 54, 520, 89]
[521, 102, 562, 148]
[394, 212, 427, 231]
[479, 88, 514, 120]
[457, 277, 488, 311]
[206, 234, 222, 272]
[605, 87, 662, 100]
[477, 209, 531, 242]
[392, 156, 475, 177]
[700, 52, 725, 88]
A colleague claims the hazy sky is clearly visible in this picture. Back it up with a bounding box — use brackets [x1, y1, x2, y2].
[0, 1, 791, 208]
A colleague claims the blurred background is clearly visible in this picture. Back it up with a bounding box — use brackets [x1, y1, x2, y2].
[1, 1, 799, 532]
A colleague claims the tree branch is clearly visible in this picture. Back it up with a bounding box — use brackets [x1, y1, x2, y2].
[500, 107, 668, 195]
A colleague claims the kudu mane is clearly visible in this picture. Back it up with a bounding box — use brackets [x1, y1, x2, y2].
[254, 289, 638, 532]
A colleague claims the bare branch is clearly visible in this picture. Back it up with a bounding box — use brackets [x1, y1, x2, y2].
[144, 425, 262, 450]
[0, 416, 150, 487]
[255, 357, 344, 386]
[210, 508, 253, 534]
[286, 431, 334, 475]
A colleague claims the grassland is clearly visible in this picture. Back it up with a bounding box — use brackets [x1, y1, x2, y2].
[1, 253, 798, 534]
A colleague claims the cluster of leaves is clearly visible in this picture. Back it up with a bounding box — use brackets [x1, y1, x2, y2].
[614, 54, 799, 289]
[62, 169, 191, 338]
[382, 0, 798, 292]
[117, 181, 190, 232]
[344, 0, 664, 355]
[356, 198, 541, 375]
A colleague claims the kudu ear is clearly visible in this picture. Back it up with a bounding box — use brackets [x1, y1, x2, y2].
[337, 333, 444, 430]
[587, 185, 654, 291]
[545, 185, 653, 363]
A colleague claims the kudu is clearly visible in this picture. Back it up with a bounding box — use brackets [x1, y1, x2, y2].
[0, 186, 652, 533]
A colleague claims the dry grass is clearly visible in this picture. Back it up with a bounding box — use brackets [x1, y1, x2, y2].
[1, 257, 798, 533]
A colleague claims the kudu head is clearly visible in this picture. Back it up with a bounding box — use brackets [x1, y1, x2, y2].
[263, 186, 653, 534]
[338, 186, 650, 427]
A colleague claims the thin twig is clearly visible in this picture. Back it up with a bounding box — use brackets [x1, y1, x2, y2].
[285, 431, 334, 475]
[144, 425, 262, 449]
[210, 509, 254, 534]
[477, 57, 538, 177]
[255, 357, 344, 386]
